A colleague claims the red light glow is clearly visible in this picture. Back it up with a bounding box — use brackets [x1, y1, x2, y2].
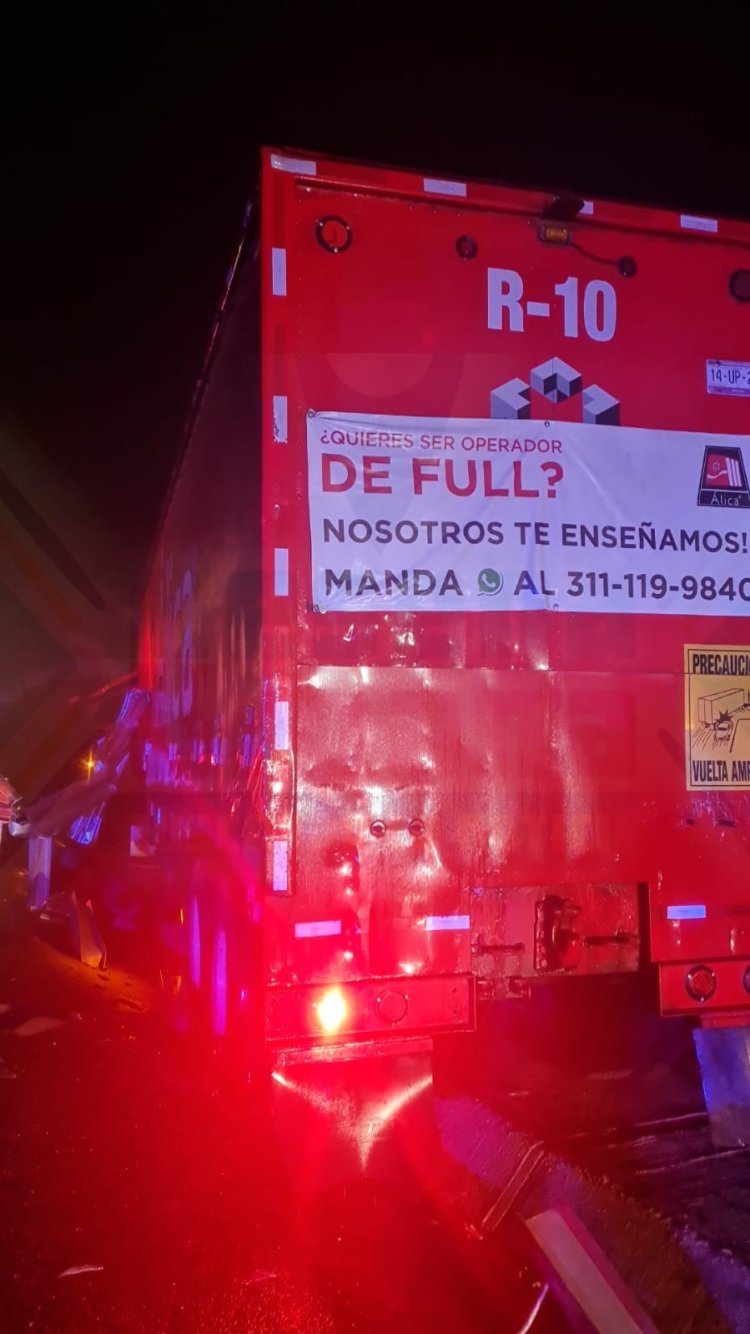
[315, 987, 349, 1034]
[269, 1068, 433, 1166]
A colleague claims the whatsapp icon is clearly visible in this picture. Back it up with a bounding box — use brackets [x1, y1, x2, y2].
[478, 568, 503, 596]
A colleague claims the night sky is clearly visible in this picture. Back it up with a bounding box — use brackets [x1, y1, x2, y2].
[2, 6, 748, 576]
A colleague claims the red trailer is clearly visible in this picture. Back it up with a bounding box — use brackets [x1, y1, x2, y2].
[135, 148, 750, 1080]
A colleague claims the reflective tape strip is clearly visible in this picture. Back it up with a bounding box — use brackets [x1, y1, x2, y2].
[667, 904, 707, 921]
[524, 1208, 656, 1333]
[579, 200, 594, 216]
[423, 177, 467, 197]
[680, 214, 718, 233]
[274, 700, 289, 751]
[294, 919, 342, 939]
[270, 153, 316, 176]
[272, 248, 287, 295]
[274, 548, 289, 596]
[273, 395, 288, 443]
[425, 914, 470, 931]
[272, 841, 288, 893]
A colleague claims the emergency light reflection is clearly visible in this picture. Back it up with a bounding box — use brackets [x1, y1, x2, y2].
[271, 1069, 434, 1166]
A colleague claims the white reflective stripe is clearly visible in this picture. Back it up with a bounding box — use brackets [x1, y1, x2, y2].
[188, 896, 201, 986]
[270, 153, 316, 176]
[273, 395, 288, 443]
[425, 914, 470, 931]
[274, 548, 289, 596]
[274, 700, 289, 750]
[272, 841, 288, 893]
[423, 177, 467, 197]
[680, 214, 718, 233]
[211, 927, 228, 1037]
[579, 200, 594, 216]
[524, 1209, 653, 1334]
[667, 904, 707, 921]
[28, 835, 52, 911]
[272, 248, 287, 295]
[294, 919, 342, 939]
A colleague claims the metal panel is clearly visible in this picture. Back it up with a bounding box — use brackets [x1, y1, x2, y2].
[262, 153, 750, 1016]
[266, 973, 472, 1044]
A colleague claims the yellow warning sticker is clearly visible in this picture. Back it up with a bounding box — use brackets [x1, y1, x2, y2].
[685, 645, 750, 788]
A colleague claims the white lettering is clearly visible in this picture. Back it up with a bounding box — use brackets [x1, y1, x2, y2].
[487, 268, 524, 332]
[583, 279, 617, 342]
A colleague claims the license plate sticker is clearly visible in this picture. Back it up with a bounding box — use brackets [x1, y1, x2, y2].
[706, 360, 750, 396]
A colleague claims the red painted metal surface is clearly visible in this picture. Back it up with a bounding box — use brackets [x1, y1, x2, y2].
[265, 973, 473, 1046]
[659, 957, 750, 1016]
[140, 149, 750, 1058]
[261, 150, 750, 1029]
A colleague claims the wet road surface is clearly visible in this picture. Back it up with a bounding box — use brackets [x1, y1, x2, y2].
[0, 864, 549, 1333]
[4, 855, 750, 1331]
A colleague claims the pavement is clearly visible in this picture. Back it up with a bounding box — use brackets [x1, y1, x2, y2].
[0, 860, 547, 1333]
[4, 850, 750, 1332]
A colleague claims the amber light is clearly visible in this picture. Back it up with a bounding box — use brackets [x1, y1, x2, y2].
[315, 987, 349, 1034]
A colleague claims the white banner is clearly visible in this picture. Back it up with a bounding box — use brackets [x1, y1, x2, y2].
[306, 412, 750, 615]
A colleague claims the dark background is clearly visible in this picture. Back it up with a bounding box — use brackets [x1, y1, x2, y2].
[1, 4, 748, 569]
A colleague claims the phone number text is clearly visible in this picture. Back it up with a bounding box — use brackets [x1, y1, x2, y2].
[567, 572, 750, 602]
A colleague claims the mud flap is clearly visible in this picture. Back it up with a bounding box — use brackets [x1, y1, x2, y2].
[693, 1024, 750, 1148]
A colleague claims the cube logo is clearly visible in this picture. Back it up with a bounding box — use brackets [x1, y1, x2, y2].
[698, 446, 750, 508]
[490, 356, 620, 426]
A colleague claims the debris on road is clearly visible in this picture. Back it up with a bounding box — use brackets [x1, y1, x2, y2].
[13, 1016, 66, 1037]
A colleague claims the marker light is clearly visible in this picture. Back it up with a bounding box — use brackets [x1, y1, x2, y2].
[685, 966, 717, 1002]
[730, 269, 750, 303]
[316, 216, 352, 254]
[538, 223, 572, 245]
[316, 987, 349, 1034]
